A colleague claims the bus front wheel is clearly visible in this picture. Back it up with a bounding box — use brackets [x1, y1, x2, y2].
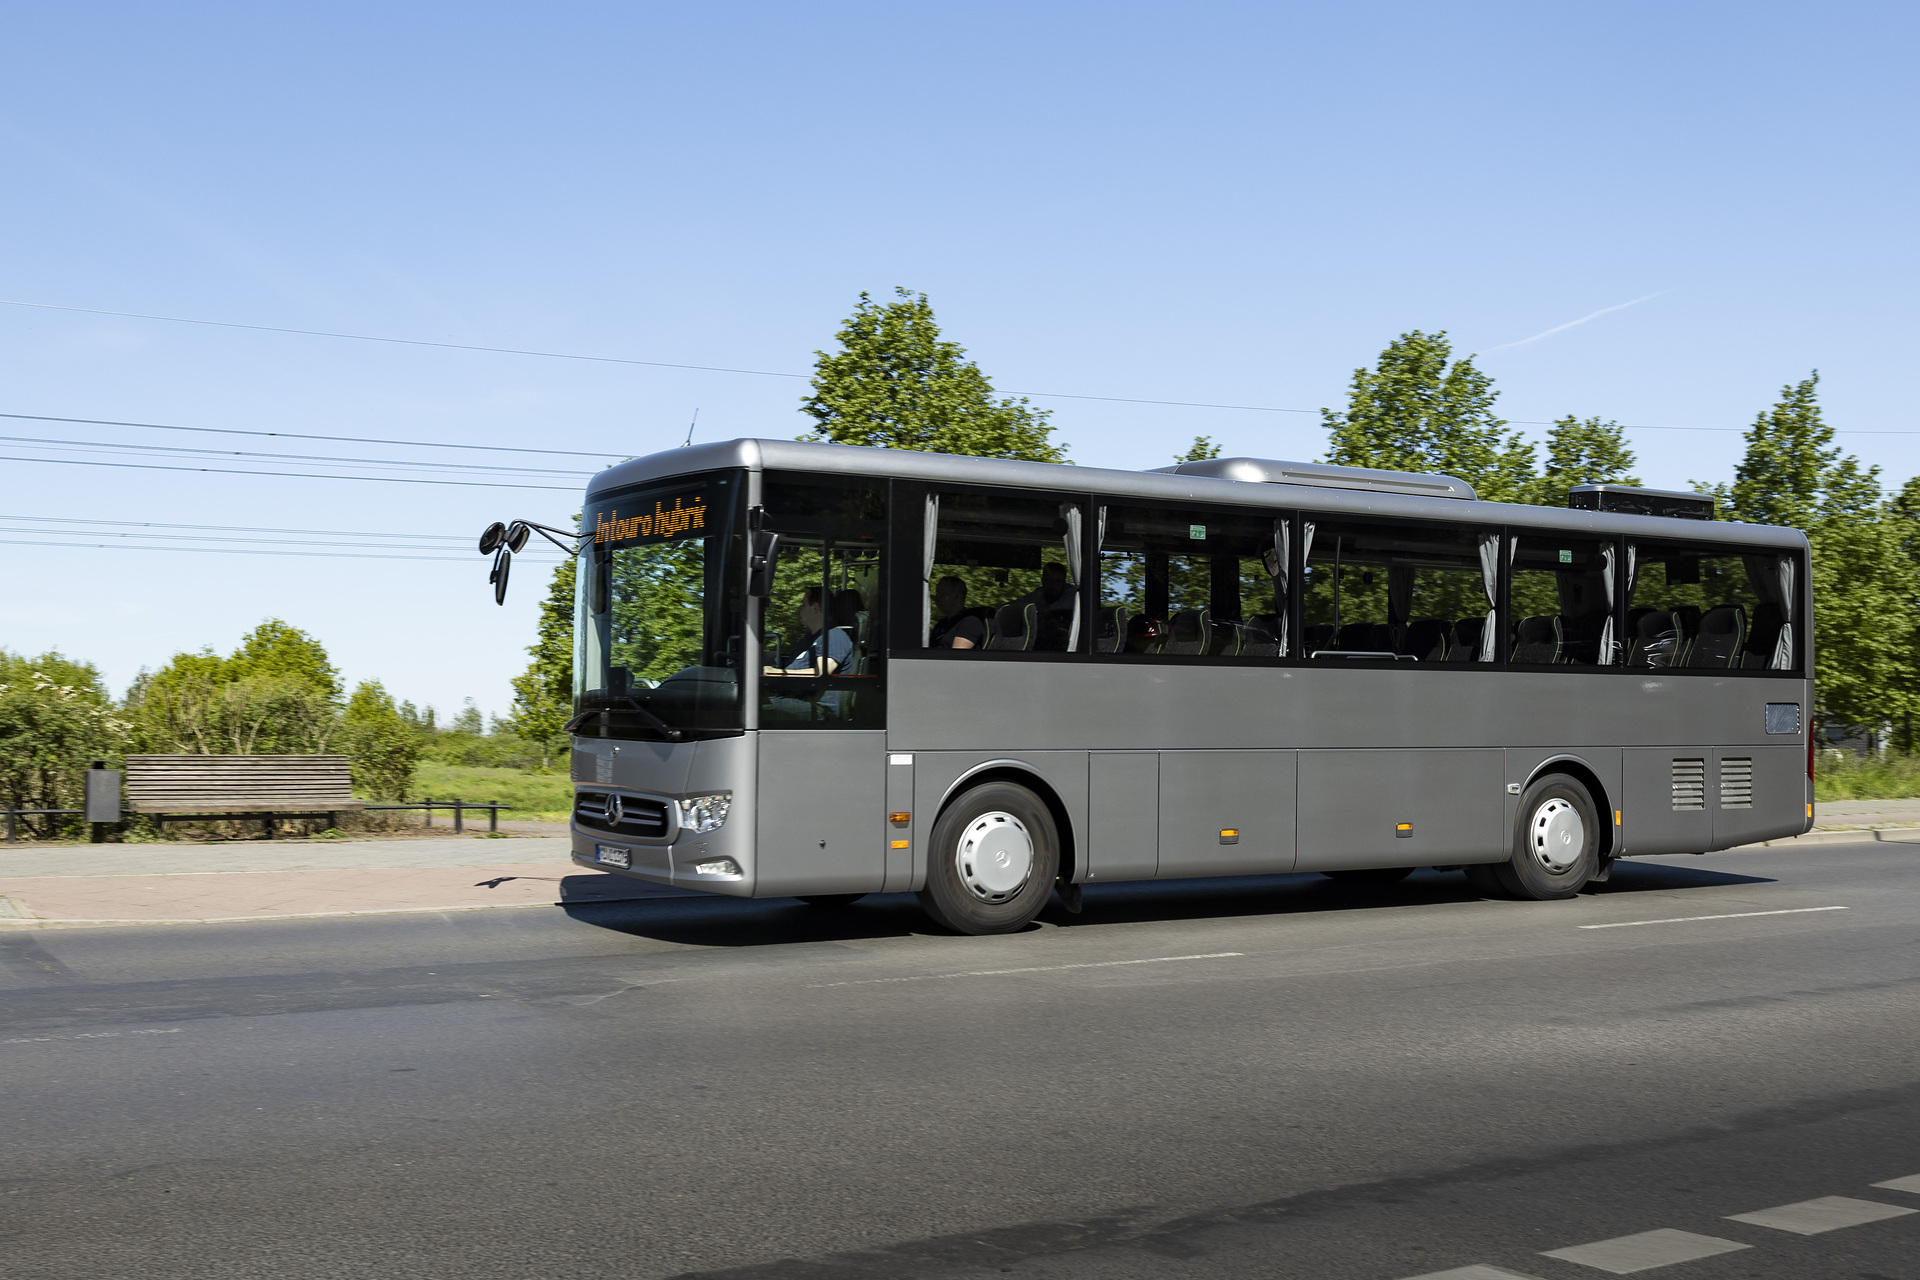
[918, 782, 1059, 935]
[1496, 775, 1599, 900]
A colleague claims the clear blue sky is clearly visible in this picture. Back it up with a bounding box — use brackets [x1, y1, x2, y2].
[3, 2, 1913, 719]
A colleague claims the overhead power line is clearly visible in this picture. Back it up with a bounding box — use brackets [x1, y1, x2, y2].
[0, 411, 628, 459]
[0, 454, 578, 490]
[3, 299, 1916, 434]
[0, 538, 537, 563]
[0, 433, 594, 477]
[0, 515, 493, 540]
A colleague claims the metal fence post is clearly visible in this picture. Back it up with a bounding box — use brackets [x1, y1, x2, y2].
[453, 798, 464, 835]
[423, 797, 432, 828]
[488, 803, 499, 834]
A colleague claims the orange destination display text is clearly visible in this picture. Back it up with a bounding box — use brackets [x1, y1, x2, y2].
[596, 496, 706, 544]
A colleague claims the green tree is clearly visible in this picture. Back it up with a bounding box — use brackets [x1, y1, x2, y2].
[800, 288, 1067, 462]
[1177, 436, 1222, 463]
[1321, 330, 1535, 502]
[0, 651, 129, 838]
[228, 619, 341, 702]
[1525, 415, 1640, 505]
[339, 679, 422, 800]
[123, 621, 342, 755]
[1718, 373, 1919, 730]
[508, 557, 576, 768]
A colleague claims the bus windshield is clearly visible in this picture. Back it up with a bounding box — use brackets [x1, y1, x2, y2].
[575, 470, 745, 737]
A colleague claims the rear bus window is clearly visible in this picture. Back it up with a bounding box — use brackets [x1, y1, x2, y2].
[1626, 541, 1800, 672]
[1301, 519, 1496, 664]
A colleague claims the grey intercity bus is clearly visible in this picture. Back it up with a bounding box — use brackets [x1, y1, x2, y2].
[528, 438, 1813, 935]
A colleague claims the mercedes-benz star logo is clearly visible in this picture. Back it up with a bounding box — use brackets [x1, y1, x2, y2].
[603, 793, 624, 826]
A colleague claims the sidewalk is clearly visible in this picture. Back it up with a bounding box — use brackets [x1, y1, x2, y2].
[0, 835, 689, 927]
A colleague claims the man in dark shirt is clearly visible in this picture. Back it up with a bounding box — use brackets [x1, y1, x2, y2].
[929, 575, 986, 649]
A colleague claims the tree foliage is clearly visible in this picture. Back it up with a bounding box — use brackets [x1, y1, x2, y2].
[0, 651, 128, 837]
[1528, 415, 1640, 504]
[1177, 436, 1222, 463]
[339, 679, 423, 800]
[508, 556, 576, 769]
[1716, 374, 1919, 728]
[800, 288, 1067, 462]
[1321, 330, 1535, 502]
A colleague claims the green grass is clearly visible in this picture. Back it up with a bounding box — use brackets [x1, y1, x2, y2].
[404, 763, 575, 821]
[1814, 752, 1920, 802]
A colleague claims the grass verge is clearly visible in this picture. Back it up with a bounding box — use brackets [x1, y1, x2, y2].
[1814, 752, 1920, 802]
[405, 763, 574, 821]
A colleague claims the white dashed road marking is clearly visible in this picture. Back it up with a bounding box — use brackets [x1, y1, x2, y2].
[809, 952, 1244, 988]
[1539, 1228, 1750, 1274]
[1873, 1173, 1920, 1194]
[1578, 906, 1848, 930]
[1400, 1265, 1546, 1279]
[1725, 1195, 1916, 1235]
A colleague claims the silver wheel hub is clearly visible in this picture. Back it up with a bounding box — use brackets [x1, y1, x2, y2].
[956, 810, 1033, 902]
[1528, 797, 1585, 874]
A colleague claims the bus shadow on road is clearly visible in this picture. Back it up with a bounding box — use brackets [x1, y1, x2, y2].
[555, 859, 1776, 945]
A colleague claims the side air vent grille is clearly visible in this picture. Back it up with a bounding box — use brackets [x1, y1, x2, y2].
[1671, 758, 1706, 811]
[1719, 758, 1753, 809]
[573, 789, 669, 838]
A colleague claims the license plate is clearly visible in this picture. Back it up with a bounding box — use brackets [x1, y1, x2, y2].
[595, 844, 632, 869]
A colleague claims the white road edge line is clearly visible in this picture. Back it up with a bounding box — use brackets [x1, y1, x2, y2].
[1579, 906, 1849, 930]
[810, 952, 1246, 988]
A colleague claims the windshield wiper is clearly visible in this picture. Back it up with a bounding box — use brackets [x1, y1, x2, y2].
[563, 696, 684, 742]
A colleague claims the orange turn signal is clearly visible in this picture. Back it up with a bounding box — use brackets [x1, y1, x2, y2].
[888, 811, 911, 824]
[890, 839, 910, 849]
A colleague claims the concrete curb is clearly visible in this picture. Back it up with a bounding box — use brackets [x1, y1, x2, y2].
[1728, 825, 1920, 851]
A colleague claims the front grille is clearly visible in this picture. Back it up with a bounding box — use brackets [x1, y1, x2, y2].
[1671, 758, 1706, 811]
[573, 789, 669, 838]
[1719, 758, 1753, 809]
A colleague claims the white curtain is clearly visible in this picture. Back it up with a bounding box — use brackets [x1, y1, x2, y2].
[921, 494, 939, 648]
[1272, 520, 1290, 656]
[1477, 533, 1500, 662]
[1774, 554, 1796, 669]
[1060, 502, 1083, 652]
[1599, 543, 1617, 664]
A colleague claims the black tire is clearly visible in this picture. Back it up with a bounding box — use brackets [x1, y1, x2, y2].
[1322, 867, 1415, 884]
[917, 781, 1059, 935]
[796, 894, 867, 907]
[1495, 775, 1599, 900]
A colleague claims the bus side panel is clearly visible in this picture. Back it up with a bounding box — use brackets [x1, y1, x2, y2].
[754, 731, 887, 897]
[1155, 750, 1297, 878]
[1296, 749, 1503, 871]
[1621, 748, 1713, 854]
[1087, 752, 1158, 882]
[1711, 745, 1807, 850]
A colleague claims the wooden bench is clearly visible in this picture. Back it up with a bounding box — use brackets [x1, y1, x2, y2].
[124, 755, 364, 838]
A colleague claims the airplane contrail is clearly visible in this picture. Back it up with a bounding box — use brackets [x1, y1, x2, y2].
[1492, 291, 1669, 350]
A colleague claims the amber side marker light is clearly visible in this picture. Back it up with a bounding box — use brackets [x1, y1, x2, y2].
[1218, 829, 1239, 845]
[1395, 823, 1413, 839]
[888, 811, 911, 824]
[890, 839, 910, 849]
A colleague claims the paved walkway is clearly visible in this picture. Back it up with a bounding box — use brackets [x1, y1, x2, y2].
[0, 836, 689, 926]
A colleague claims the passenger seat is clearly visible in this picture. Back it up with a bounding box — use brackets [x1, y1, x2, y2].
[1688, 604, 1746, 668]
[987, 602, 1037, 651]
[1511, 616, 1562, 664]
[1165, 609, 1211, 655]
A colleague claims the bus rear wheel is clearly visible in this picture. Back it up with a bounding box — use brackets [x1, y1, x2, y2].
[918, 781, 1059, 935]
[1496, 775, 1599, 900]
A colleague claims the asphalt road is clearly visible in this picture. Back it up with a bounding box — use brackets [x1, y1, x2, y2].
[3, 839, 1918, 1280]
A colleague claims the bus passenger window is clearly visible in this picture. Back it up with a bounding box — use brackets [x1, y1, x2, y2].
[1097, 506, 1285, 658]
[1626, 541, 1799, 672]
[1301, 520, 1496, 663]
[1508, 535, 1618, 666]
[921, 491, 1085, 654]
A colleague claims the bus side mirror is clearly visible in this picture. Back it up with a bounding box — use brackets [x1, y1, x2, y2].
[748, 530, 781, 597]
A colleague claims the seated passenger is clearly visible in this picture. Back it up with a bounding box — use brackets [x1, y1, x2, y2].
[1006, 561, 1077, 651]
[929, 575, 987, 650]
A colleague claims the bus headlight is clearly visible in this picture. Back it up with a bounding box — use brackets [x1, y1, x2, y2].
[676, 792, 732, 833]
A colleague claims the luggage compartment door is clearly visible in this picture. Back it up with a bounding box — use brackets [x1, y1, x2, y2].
[1296, 749, 1504, 871]
[1155, 750, 1297, 879]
